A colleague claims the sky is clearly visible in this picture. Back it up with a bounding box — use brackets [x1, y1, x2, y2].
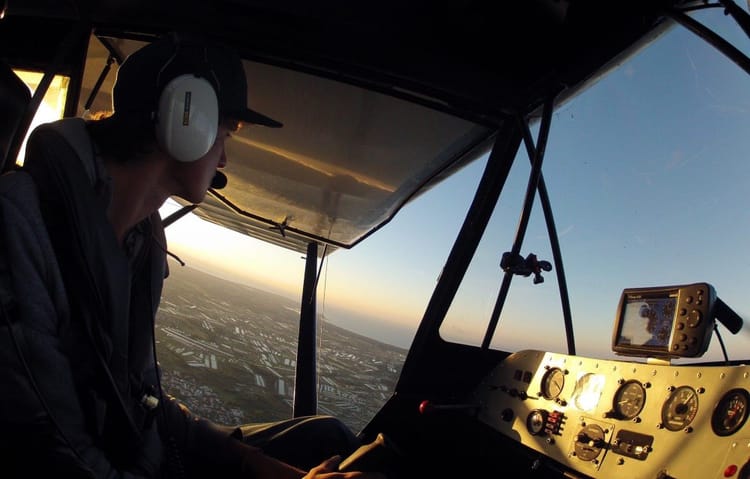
[162, 5, 750, 358]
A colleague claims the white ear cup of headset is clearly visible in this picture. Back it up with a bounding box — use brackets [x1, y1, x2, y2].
[156, 74, 219, 162]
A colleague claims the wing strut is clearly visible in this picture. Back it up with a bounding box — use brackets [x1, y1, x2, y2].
[294, 241, 319, 417]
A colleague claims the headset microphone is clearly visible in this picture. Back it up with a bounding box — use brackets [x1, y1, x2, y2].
[211, 171, 227, 189]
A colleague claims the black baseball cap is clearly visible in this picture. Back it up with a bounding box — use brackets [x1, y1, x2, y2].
[113, 34, 283, 128]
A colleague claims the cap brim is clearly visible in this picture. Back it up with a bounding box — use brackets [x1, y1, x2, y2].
[233, 108, 283, 128]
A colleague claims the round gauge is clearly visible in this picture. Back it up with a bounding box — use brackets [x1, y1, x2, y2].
[613, 380, 646, 420]
[661, 385, 699, 431]
[572, 373, 606, 412]
[541, 367, 565, 400]
[711, 388, 750, 437]
[526, 409, 549, 436]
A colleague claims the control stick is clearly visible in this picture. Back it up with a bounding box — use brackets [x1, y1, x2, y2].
[338, 432, 403, 474]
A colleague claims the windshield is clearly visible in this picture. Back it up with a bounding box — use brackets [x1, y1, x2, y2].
[152, 5, 750, 433]
[441, 6, 750, 363]
[157, 4, 750, 429]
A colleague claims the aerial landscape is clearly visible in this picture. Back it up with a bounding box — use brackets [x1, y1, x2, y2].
[155, 263, 407, 433]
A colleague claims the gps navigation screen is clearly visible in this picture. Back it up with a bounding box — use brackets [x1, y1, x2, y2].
[617, 294, 677, 349]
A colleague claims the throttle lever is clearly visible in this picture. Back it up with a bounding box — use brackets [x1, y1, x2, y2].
[418, 400, 480, 415]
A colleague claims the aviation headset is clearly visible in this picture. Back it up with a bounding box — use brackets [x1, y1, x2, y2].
[152, 36, 220, 162]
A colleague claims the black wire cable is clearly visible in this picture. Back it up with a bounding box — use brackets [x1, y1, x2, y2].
[310, 243, 328, 304]
[148, 225, 187, 478]
[713, 321, 730, 364]
[151, 319, 186, 479]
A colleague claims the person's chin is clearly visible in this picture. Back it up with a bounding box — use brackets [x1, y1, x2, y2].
[178, 191, 207, 205]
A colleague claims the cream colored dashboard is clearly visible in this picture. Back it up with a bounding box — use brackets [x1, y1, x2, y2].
[473, 350, 750, 479]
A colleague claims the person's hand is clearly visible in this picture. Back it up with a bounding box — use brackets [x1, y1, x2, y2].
[303, 455, 388, 479]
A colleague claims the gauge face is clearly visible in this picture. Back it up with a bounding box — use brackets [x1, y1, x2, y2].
[711, 388, 750, 437]
[613, 380, 646, 420]
[661, 385, 699, 431]
[572, 373, 606, 412]
[526, 409, 548, 436]
[541, 367, 565, 400]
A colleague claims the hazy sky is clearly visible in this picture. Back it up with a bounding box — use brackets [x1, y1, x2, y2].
[164, 5, 750, 358]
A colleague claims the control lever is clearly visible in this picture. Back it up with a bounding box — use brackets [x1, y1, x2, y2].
[418, 400, 479, 415]
[338, 432, 403, 474]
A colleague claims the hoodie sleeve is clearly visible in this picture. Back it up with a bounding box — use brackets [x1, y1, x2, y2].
[0, 171, 158, 478]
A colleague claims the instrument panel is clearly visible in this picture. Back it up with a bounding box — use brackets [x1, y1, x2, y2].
[473, 350, 750, 479]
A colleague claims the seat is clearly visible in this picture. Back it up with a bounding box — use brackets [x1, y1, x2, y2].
[0, 61, 31, 170]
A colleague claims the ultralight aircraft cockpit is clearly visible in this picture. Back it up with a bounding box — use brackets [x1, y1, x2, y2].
[3, 0, 750, 478]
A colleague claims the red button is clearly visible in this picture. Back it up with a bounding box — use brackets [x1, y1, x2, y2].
[724, 464, 738, 477]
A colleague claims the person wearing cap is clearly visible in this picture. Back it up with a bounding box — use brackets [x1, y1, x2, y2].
[0, 34, 384, 478]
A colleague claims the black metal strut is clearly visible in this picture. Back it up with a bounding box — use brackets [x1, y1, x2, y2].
[481, 95, 556, 350]
[294, 241, 319, 417]
[3, 23, 90, 173]
[665, 3, 750, 76]
[516, 114, 576, 355]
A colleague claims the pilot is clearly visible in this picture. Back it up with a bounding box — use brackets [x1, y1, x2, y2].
[0, 34, 385, 478]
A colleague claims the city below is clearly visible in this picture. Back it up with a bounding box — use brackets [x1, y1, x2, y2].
[156, 263, 407, 433]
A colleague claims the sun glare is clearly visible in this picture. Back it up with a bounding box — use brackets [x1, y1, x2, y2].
[13, 70, 69, 165]
[160, 199, 306, 298]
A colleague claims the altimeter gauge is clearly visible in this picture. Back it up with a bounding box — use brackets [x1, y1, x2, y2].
[613, 380, 646, 420]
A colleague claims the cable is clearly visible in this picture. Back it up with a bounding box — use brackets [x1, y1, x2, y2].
[311, 243, 329, 302]
[148, 220, 187, 478]
[151, 319, 186, 479]
[713, 321, 730, 364]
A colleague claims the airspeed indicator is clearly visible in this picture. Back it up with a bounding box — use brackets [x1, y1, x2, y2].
[661, 385, 699, 431]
